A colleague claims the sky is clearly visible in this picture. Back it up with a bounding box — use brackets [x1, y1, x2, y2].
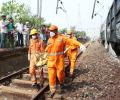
[0, 0, 114, 38]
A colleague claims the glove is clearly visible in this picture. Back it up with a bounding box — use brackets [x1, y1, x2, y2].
[28, 54, 31, 61]
[80, 44, 86, 53]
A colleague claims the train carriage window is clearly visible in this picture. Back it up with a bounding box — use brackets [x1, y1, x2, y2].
[111, 6, 115, 17]
[111, 19, 115, 30]
[116, 23, 120, 39]
[107, 13, 111, 23]
[116, 10, 120, 23]
[116, 0, 120, 11]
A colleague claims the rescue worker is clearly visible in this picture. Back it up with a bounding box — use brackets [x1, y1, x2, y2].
[28, 29, 45, 88]
[45, 25, 82, 97]
[66, 31, 80, 79]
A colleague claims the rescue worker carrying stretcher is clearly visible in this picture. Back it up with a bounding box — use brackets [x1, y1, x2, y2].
[45, 25, 84, 97]
[28, 29, 45, 89]
[66, 30, 86, 80]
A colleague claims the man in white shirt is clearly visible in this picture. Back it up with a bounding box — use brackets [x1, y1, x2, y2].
[15, 19, 24, 47]
[23, 22, 30, 47]
[0, 14, 8, 48]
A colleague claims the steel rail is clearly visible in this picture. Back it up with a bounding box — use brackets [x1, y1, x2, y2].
[0, 67, 29, 85]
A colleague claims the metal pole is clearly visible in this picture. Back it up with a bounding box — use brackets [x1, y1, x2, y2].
[91, 0, 97, 19]
[37, 0, 39, 17]
[39, 0, 42, 26]
[56, 0, 59, 14]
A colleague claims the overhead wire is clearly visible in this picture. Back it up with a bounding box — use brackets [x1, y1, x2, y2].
[56, 0, 69, 28]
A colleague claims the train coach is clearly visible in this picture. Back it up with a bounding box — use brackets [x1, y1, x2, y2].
[100, 0, 120, 56]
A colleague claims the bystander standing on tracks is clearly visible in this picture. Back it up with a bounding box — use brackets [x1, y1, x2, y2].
[15, 19, 24, 47]
[7, 16, 15, 48]
[45, 25, 50, 43]
[0, 14, 8, 48]
[41, 25, 46, 42]
[23, 22, 30, 47]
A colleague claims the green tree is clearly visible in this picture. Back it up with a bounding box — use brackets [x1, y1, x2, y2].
[0, 0, 44, 27]
[76, 31, 86, 38]
[29, 15, 45, 28]
[60, 28, 67, 34]
[0, 0, 30, 22]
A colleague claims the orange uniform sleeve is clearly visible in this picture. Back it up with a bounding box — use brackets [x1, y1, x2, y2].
[63, 36, 81, 48]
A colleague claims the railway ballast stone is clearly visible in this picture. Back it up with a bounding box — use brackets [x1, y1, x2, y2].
[63, 41, 120, 100]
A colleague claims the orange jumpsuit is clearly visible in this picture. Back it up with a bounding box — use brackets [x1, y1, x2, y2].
[28, 39, 45, 83]
[45, 34, 80, 92]
[66, 36, 80, 75]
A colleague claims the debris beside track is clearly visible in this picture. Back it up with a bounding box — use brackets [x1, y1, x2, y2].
[63, 41, 120, 100]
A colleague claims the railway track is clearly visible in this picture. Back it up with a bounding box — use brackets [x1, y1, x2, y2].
[0, 66, 48, 100]
[0, 60, 70, 100]
[0, 43, 90, 100]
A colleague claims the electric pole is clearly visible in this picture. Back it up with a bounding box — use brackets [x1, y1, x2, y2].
[37, 0, 42, 28]
[39, 0, 42, 26]
[56, 0, 59, 14]
[91, 0, 97, 19]
[37, 0, 39, 17]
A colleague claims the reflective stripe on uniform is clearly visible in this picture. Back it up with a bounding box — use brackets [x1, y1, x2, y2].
[48, 52, 64, 56]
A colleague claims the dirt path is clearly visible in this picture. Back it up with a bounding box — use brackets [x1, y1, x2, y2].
[63, 41, 120, 100]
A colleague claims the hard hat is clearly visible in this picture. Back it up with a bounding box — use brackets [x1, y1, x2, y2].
[30, 29, 38, 35]
[49, 25, 58, 31]
[67, 30, 72, 35]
